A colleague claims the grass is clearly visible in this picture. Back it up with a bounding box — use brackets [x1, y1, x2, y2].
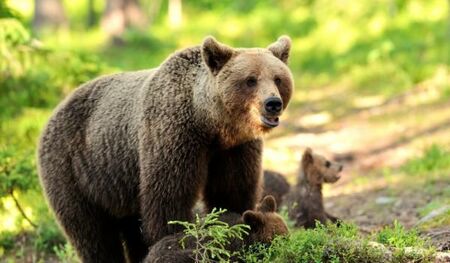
[402, 144, 450, 175]
[240, 222, 435, 263]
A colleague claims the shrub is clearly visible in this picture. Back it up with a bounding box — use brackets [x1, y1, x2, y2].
[169, 208, 250, 263]
[0, 18, 106, 119]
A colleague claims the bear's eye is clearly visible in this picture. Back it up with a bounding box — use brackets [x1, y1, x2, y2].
[325, 161, 331, 168]
[246, 77, 257, 87]
[274, 77, 282, 86]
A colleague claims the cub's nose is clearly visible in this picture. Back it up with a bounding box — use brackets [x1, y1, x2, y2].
[264, 97, 283, 114]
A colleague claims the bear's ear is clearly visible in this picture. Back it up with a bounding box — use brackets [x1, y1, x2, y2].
[201, 36, 234, 75]
[267, 35, 291, 64]
[258, 195, 277, 213]
[243, 211, 264, 229]
[302, 147, 314, 168]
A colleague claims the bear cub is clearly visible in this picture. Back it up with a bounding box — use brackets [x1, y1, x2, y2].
[285, 148, 343, 228]
[145, 195, 288, 263]
[262, 170, 290, 208]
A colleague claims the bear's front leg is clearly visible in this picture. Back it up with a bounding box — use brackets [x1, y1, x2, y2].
[204, 139, 263, 213]
[138, 128, 208, 246]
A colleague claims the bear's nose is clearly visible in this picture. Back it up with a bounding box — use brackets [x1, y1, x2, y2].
[264, 97, 283, 114]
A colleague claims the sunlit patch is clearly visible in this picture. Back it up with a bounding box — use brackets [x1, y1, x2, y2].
[0, 197, 19, 232]
[297, 111, 332, 127]
[168, 0, 183, 28]
[352, 95, 385, 108]
[263, 147, 299, 183]
[368, 15, 387, 36]
[222, 19, 244, 38]
[7, 0, 33, 18]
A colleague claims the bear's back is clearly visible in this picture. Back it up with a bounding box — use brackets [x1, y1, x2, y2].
[39, 47, 206, 217]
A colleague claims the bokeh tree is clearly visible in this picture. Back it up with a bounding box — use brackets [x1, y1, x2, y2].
[32, 0, 67, 31]
[101, 0, 147, 43]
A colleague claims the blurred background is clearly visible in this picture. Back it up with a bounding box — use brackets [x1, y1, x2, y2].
[0, 0, 449, 261]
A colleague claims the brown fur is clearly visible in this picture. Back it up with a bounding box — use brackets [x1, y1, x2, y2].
[262, 170, 290, 207]
[285, 148, 343, 228]
[145, 196, 288, 263]
[37, 36, 293, 262]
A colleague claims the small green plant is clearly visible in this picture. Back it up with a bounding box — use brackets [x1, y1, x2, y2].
[376, 221, 422, 248]
[375, 221, 435, 262]
[168, 208, 250, 263]
[53, 243, 79, 263]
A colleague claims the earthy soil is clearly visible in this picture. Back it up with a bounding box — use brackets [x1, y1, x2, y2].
[263, 79, 450, 252]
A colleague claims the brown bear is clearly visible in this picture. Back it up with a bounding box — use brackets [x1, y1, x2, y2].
[262, 170, 290, 208]
[285, 148, 343, 228]
[145, 195, 288, 263]
[37, 36, 294, 262]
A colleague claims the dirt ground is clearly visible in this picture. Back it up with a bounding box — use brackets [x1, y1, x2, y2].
[263, 75, 450, 252]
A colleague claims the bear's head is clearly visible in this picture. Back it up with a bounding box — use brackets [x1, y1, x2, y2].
[301, 147, 343, 185]
[201, 36, 294, 146]
[242, 195, 289, 244]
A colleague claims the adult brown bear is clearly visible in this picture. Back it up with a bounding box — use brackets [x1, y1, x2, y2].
[37, 36, 293, 262]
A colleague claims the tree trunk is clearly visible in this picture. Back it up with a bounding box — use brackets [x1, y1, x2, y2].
[148, 0, 162, 27]
[101, 0, 147, 40]
[33, 0, 67, 31]
[124, 0, 147, 28]
[87, 0, 96, 28]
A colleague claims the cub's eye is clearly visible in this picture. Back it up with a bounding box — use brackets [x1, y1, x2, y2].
[325, 161, 331, 168]
[274, 77, 282, 86]
[246, 77, 257, 87]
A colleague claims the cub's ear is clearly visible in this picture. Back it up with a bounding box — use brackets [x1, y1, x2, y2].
[258, 195, 277, 213]
[302, 147, 314, 168]
[201, 36, 234, 75]
[243, 211, 264, 229]
[267, 35, 291, 64]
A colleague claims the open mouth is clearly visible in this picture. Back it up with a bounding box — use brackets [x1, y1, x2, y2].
[261, 116, 280, 128]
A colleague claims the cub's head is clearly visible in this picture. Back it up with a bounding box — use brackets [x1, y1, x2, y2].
[301, 148, 343, 185]
[242, 195, 289, 244]
[201, 36, 294, 144]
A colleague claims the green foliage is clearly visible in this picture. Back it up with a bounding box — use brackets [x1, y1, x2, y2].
[0, 146, 38, 196]
[375, 221, 435, 262]
[241, 222, 435, 263]
[169, 208, 250, 263]
[402, 144, 450, 175]
[0, 231, 15, 250]
[376, 221, 425, 248]
[0, 18, 107, 119]
[0, 0, 20, 19]
[263, 223, 385, 263]
[53, 243, 79, 263]
[0, 17, 104, 258]
[34, 219, 65, 252]
[0, 18, 34, 75]
[349, 61, 412, 97]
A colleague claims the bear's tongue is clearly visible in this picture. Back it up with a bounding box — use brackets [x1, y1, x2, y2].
[261, 116, 279, 128]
